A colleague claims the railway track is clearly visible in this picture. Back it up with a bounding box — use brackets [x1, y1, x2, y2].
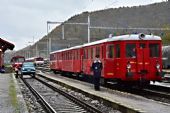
[37, 66, 170, 105]
[21, 76, 104, 113]
[104, 81, 170, 104]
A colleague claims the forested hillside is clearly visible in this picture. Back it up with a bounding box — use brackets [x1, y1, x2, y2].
[31, 1, 170, 53]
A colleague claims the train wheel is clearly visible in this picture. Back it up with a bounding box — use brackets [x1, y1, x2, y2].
[53, 71, 57, 74]
[15, 74, 18, 78]
[138, 80, 150, 88]
[20, 74, 23, 78]
[76, 73, 80, 80]
[61, 71, 65, 76]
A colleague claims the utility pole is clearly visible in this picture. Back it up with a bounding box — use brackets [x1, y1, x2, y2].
[47, 15, 90, 52]
[88, 15, 90, 43]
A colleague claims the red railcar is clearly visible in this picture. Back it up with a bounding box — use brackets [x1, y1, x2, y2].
[11, 56, 25, 69]
[50, 34, 162, 85]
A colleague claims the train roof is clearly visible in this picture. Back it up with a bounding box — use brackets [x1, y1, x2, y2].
[50, 34, 161, 54]
[26, 56, 43, 60]
[83, 34, 161, 47]
[50, 45, 83, 54]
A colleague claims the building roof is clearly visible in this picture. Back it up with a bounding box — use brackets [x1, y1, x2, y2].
[0, 38, 15, 52]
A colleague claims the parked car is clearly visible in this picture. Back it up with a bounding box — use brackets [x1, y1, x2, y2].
[21, 62, 36, 78]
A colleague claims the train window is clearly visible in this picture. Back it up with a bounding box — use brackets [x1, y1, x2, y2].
[77, 51, 79, 60]
[67, 52, 70, 60]
[91, 48, 93, 59]
[93, 48, 96, 59]
[126, 44, 136, 58]
[139, 43, 146, 48]
[116, 44, 120, 58]
[66, 52, 68, 60]
[64, 53, 66, 60]
[69, 52, 71, 60]
[63, 53, 64, 60]
[71, 51, 73, 60]
[65, 53, 66, 60]
[19, 58, 25, 62]
[75, 51, 77, 60]
[88, 48, 91, 59]
[83, 49, 86, 59]
[50, 55, 52, 60]
[68, 52, 70, 60]
[107, 45, 114, 58]
[70, 52, 72, 60]
[73, 51, 75, 60]
[101, 46, 104, 58]
[149, 44, 160, 57]
[96, 47, 100, 57]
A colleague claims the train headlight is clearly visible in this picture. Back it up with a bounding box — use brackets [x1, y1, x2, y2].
[156, 63, 160, 72]
[156, 64, 160, 69]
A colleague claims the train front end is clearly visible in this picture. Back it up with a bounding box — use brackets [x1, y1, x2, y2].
[124, 34, 162, 84]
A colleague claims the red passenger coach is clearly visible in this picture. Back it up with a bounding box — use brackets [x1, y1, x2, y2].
[26, 57, 44, 66]
[50, 34, 162, 85]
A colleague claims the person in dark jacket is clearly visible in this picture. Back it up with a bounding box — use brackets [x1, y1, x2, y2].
[91, 55, 103, 91]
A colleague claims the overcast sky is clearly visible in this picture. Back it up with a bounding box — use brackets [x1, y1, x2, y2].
[0, 0, 165, 50]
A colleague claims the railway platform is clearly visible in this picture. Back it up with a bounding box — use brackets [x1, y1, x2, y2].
[0, 73, 28, 113]
[38, 71, 170, 113]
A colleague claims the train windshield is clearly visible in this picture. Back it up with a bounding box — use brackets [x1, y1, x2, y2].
[149, 43, 160, 57]
[36, 57, 43, 61]
[126, 44, 136, 58]
[12, 57, 25, 63]
[18, 58, 25, 62]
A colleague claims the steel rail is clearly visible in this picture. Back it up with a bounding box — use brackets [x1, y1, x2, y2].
[35, 77, 103, 113]
[21, 78, 57, 113]
[143, 84, 170, 99]
[37, 67, 170, 100]
[142, 88, 170, 99]
[146, 84, 170, 93]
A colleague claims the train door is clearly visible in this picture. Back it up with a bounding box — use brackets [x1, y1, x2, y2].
[114, 44, 121, 78]
[136, 43, 149, 76]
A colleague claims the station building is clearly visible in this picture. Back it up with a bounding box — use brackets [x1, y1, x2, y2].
[0, 38, 14, 70]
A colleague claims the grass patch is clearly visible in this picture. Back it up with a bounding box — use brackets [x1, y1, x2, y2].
[9, 76, 20, 113]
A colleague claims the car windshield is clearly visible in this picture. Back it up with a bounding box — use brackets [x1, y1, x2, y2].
[23, 63, 34, 67]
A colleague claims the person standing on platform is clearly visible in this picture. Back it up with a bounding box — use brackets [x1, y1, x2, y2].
[91, 55, 103, 91]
